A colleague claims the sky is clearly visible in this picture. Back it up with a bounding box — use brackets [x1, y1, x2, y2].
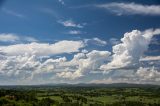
[0, 0, 160, 85]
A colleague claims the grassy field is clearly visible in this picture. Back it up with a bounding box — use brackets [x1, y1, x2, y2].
[36, 95, 160, 105]
[38, 96, 63, 102]
[34, 87, 160, 106]
[0, 85, 160, 106]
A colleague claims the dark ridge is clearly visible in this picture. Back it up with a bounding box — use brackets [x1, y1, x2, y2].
[0, 83, 159, 90]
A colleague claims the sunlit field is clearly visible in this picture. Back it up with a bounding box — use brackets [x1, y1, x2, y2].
[0, 84, 160, 106]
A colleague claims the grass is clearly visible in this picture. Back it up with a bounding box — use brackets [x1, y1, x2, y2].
[87, 96, 118, 104]
[126, 96, 160, 104]
[37, 94, 160, 105]
[38, 95, 63, 102]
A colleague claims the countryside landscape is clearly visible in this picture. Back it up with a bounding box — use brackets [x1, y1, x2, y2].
[0, 84, 160, 106]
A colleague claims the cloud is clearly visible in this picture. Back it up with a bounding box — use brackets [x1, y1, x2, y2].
[81, 49, 88, 53]
[90, 67, 160, 85]
[150, 37, 160, 45]
[0, 49, 110, 83]
[58, 20, 84, 28]
[84, 37, 107, 46]
[0, 53, 67, 81]
[25, 37, 38, 42]
[0, 40, 85, 82]
[33, 57, 67, 75]
[0, 33, 37, 43]
[109, 38, 121, 45]
[2, 8, 26, 18]
[0, 40, 85, 56]
[0, 33, 20, 42]
[0, 54, 39, 78]
[68, 30, 82, 35]
[100, 28, 160, 71]
[0, 29, 159, 84]
[136, 67, 160, 82]
[58, 0, 65, 5]
[57, 50, 111, 79]
[90, 78, 131, 84]
[140, 56, 160, 61]
[96, 2, 160, 16]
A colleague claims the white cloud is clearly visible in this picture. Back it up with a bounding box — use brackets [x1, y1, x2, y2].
[0, 33, 37, 43]
[81, 49, 88, 53]
[100, 28, 160, 70]
[0, 40, 85, 56]
[33, 57, 67, 75]
[0, 34, 20, 42]
[136, 67, 160, 82]
[57, 50, 111, 79]
[0, 29, 160, 84]
[90, 67, 160, 85]
[96, 2, 160, 16]
[0, 49, 110, 82]
[84, 37, 107, 46]
[0, 53, 67, 81]
[58, 20, 84, 28]
[0, 54, 39, 78]
[92, 38, 107, 45]
[68, 30, 82, 35]
[25, 37, 38, 42]
[140, 56, 160, 61]
[109, 38, 120, 45]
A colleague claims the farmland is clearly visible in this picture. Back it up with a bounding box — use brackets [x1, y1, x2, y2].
[0, 84, 160, 106]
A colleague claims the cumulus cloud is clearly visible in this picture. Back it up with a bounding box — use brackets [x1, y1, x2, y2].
[84, 37, 107, 46]
[0, 40, 85, 56]
[0, 29, 160, 84]
[57, 50, 111, 79]
[136, 67, 160, 82]
[0, 33, 20, 42]
[91, 67, 160, 85]
[68, 30, 82, 35]
[0, 53, 67, 81]
[140, 56, 160, 61]
[96, 2, 160, 16]
[58, 20, 84, 28]
[0, 33, 38, 43]
[0, 49, 110, 83]
[0, 54, 39, 78]
[33, 57, 67, 75]
[100, 28, 160, 70]
[0, 40, 85, 82]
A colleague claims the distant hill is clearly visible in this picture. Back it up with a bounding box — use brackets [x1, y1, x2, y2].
[45, 83, 160, 88]
[0, 83, 159, 89]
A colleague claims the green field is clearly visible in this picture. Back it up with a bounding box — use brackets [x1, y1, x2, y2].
[0, 85, 160, 106]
